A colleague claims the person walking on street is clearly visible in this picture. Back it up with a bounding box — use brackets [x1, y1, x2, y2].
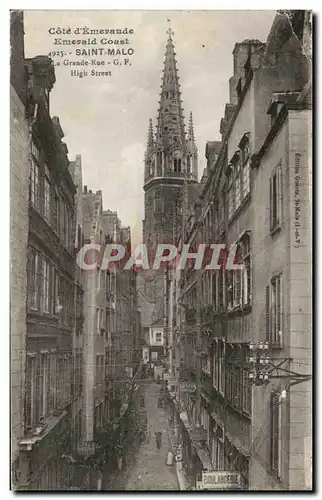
[155, 431, 162, 449]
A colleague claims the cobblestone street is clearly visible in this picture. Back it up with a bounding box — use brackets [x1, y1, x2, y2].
[109, 380, 179, 491]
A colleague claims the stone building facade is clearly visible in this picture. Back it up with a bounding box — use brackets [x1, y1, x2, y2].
[10, 10, 30, 486]
[10, 14, 79, 487]
[166, 10, 312, 491]
[139, 29, 199, 366]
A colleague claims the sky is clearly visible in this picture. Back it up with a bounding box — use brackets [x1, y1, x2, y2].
[23, 10, 276, 244]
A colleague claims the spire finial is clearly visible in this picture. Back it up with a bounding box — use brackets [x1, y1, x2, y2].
[166, 18, 174, 39]
[147, 118, 154, 149]
[188, 112, 195, 141]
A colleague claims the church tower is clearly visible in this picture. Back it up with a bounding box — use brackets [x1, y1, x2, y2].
[143, 27, 198, 251]
[138, 27, 199, 330]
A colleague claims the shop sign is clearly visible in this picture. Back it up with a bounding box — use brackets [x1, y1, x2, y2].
[180, 381, 196, 393]
[77, 441, 96, 456]
[202, 471, 241, 490]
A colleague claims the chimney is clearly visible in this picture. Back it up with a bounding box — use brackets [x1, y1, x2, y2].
[84, 185, 87, 194]
[229, 39, 264, 105]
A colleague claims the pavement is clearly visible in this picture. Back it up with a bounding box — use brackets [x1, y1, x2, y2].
[107, 380, 180, 491]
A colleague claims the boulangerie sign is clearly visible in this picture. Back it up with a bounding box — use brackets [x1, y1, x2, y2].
[10, 9, 312, 492]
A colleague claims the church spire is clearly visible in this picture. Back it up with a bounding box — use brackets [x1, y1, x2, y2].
[147, 118, 154, 150]
[155, 27, 186, 150]
[188, 111, 198, 155]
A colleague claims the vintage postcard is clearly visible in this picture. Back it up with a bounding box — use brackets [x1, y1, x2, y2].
[10, 9, 312, 491]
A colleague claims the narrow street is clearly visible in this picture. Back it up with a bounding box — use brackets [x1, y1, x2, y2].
[109, 380, 179, 491]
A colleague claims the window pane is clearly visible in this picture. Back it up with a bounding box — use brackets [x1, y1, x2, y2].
[44, 176, 51, 223]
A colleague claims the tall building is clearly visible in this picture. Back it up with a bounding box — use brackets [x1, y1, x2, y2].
[10, 12, 79, 488]
[142, 29, 198, 248]
[10, 10, 29, 486]
[139, 28, 199, 345]
[165, 10, 312, 491]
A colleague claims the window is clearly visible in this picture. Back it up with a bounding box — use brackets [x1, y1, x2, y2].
[44, 167, 51, 223]
[218, 267, 225, 309]
[240, 234, 252, 305]
[213, 272, 218, 311]
[232, 366, 242, 409]
[29, 249, 39, 310]
[270, 392, 282, 478]
[154, 199, 164, 212]
[270, 166, 282, 232]
[242, 160, 250, 198]
[53, 268, 60, 315]
[226, 367, 232, 402]
[234, 270, 242, 306]
[156, 151, 162, 176]
[227, 271, 234, 309]
[213, 342, 224, 393]
[242, 370, 252, 414]
[96, 355, 104, 384]
[235, 164, 241, 209]
[65, 207, 70, 249]
[151, 351, 158, 361]
[39, 352, 50, 419]
[227, 174, 235, 220]
[96, 308, 100, 333]
[270, 275, 283, 346]
[242, 140, 250, 198]
[58, 355, 72, 405]
[227, 255, 243, 310]
[54, 194, 60, 235]
[187, 155, 191, 174]
[49, 351, 57, 411]
[60, 200, 65, 243]
[174, 158, 182, 173]
[25, 354, 36, 429]
[42, 259, 50, 313]
[156, 331, 162, 343]
[30, 158, 40, 209]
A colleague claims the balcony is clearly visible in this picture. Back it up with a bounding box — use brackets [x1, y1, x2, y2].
[145, 171, 197, 183]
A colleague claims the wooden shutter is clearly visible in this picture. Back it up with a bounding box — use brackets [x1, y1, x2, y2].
[265, 285, 270, 341]
[277, 165, 282, 226]
[278, 275, 283, 347]
[270, 392, 280, 474]
[269, 177, 273, 231]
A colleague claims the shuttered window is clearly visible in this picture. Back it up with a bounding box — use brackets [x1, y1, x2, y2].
[271, 275, 283, 346]
[270, 165, 282, 232]
[270, 392, 282, 478]
[265, 285, 270, 341]
[25, 354, 36, 429]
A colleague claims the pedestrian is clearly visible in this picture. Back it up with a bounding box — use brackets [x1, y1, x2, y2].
[155, 431, 162, 449]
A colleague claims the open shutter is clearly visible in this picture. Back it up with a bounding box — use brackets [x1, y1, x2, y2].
[265, 285, 270, 342]
[279, 275, 283, 347]
[277, 165, 282, 226]
[269, 177, 273, 231]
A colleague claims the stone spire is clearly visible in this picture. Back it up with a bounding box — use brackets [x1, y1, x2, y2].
[147, 118, 154, 150]
[155, 28, 186, 151]
[187, 111, 197, 154]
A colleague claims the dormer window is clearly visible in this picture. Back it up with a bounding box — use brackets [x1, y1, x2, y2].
[187, 155, 191, 174]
